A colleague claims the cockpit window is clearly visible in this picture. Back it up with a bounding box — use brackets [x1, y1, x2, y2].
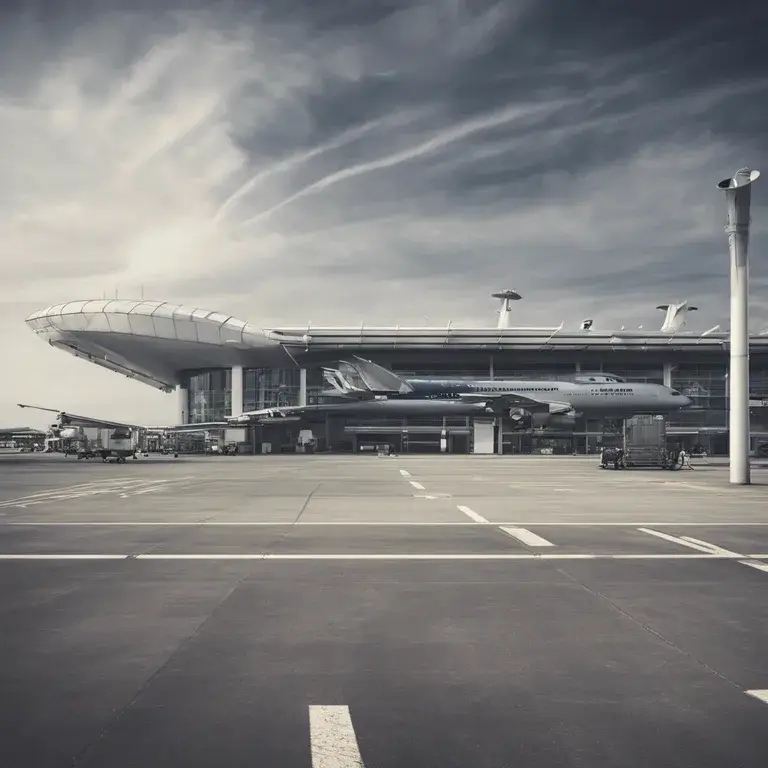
[670, 390, 682, 396]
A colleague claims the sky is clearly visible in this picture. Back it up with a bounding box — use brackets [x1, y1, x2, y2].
[1, 0, 768, 427]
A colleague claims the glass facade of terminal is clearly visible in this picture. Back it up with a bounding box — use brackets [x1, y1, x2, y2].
[180, 352, 768, 454]
[187, 369, 232, 423]
[187, 367, 331, 423]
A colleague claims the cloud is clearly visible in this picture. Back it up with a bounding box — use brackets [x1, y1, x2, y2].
[1, 0, 768, 425]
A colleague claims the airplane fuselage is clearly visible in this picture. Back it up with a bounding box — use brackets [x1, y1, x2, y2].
[402, 378, 691, 416]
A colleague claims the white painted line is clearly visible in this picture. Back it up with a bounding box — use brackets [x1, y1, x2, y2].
[0, 554, 127, 560]
[639, 528, 750, 560]
[746, 690, 768, 705]
[678, 534, 742, 556]
[399, 469, 411, 477]
[499, 527, 554, 547]
[609, 553, 740, 560]
[638, 528, 723, 553]
[4, 520, 768, 529]
[4, 552, 768, 561]
[269, 554, 561, 560]
[0, 476, 199, 507]
[472, 522, 768, 527]
[636, 529, 768, 579]
[136, 554, 266, 560]
[0, 481, 131, 505]
[409, 481, 425, 490]
[309, 705, 365, 768]
[457, 505, 489, 524]
[1, 521, 224, 526]
[739, 560, 768, 574]
[136, 553, 759, 561]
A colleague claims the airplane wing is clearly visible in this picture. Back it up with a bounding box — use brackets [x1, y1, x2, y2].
[455, 393, 573, 414]
[17, 404, 228, 433]
[232, 405, 315, 422]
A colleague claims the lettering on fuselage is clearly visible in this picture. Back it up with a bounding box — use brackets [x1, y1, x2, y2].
[586, 387, 635, 396]
[466, 386, 560, 393]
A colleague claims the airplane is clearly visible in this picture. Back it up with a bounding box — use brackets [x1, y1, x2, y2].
[234, 357, 694, 431]
[18, 355, 694, 446]
[17, 404, 225, 463]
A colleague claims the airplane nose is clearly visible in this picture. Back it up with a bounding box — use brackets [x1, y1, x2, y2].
[680, 395, 693, 408]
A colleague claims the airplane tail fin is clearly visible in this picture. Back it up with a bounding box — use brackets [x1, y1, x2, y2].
[338, 357, 415, 395]
[321, 367, 374, 400]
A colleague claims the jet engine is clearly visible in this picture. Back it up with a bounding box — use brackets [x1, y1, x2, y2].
[50, 423, 78, 440]
[508, 409, 531, 430]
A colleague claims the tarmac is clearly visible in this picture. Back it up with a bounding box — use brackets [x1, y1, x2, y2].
[1, 450, 768, 767]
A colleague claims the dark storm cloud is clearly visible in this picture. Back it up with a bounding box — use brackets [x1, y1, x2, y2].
[2, 0, 768, 334]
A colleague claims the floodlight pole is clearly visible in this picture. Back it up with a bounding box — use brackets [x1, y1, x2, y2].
[717, 168, 760, 485]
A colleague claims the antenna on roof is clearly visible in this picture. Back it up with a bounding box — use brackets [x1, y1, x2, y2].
[491, 289, 522, 330]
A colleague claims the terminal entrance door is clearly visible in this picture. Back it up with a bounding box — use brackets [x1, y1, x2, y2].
[448, 431, 469, 453]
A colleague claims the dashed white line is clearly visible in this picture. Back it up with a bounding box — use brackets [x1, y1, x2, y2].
[309, 705, 365, 768]
[398, 469, 411, 477]
[499, 527, 554, 547]
[409, 481, 425, 490]
[457, 505, 489, 524]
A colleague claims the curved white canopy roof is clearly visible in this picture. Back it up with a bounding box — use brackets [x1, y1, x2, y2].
[25, 300, 284, 391]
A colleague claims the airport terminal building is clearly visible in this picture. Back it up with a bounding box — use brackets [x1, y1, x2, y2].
[25, 298, 768, 455]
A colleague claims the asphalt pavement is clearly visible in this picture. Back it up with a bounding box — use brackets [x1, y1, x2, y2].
[1, 451, 768, 767]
